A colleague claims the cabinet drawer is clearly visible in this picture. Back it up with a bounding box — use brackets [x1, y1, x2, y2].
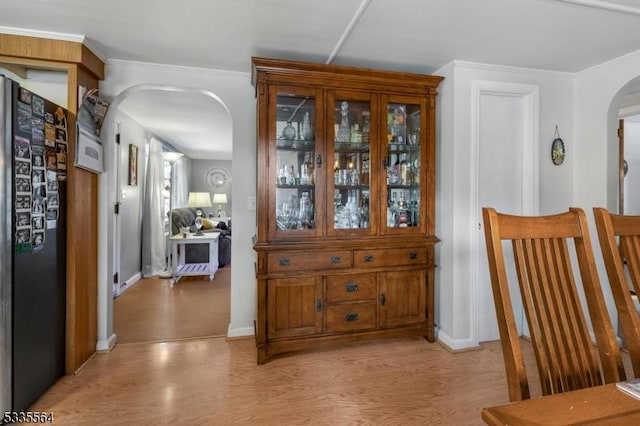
[267, 250, 352, 272]
[354, 247, 427, 268]
[326, 302, 377, 333]
[326, 274, 377, 303]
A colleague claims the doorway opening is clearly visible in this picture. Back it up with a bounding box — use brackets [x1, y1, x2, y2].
[108, 85, 233, 344]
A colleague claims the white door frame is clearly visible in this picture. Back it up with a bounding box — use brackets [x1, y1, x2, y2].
[113, 123, 123, 297]
[470, 80, 539, 345]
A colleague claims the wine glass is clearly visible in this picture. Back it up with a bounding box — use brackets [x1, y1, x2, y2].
[281, 203, 292, 228]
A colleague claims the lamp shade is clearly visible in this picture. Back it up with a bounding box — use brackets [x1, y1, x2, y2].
[212, 193, 228, 204]
[187, 192, 212, 208]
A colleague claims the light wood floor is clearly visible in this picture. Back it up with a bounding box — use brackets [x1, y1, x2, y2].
[28, 336, 543, 425]
[113, 266, 230, 343]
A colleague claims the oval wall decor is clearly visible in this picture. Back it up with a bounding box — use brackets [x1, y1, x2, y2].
[204, 167, 231, 192]
[551, 126, 565, 166]
[551, 138, 565, 165]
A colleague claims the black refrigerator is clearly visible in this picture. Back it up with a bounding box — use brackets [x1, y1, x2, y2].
[0, 76, 68, 412]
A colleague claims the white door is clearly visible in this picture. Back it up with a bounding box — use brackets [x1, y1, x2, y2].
[476, 92, 528, 342]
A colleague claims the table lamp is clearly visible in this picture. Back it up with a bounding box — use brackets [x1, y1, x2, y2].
[187, 192, 212, 235]
[212, 193, 228, 218]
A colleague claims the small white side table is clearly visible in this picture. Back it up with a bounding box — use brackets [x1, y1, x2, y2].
[170, 232, 220, 282]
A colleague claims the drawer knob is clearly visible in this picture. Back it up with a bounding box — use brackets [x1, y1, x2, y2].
[345, 313, 358, 322]
[409, 252, 418, 260]
[279, 258, 291, 266]
[330, 256, 341, 264]
[363, 255, 374, 262]
[345, 283, 359, 292]
[316, 298, 322, 312]
[380, 293, 386, 306]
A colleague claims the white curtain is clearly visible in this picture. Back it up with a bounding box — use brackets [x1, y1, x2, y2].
[141, 138, 166, 277]
[172, 156, 189, 208]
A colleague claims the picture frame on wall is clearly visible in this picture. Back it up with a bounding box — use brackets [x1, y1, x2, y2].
[128, 144, 138, 186]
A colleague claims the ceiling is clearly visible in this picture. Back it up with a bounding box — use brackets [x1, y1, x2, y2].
[2, 0, 640, 158]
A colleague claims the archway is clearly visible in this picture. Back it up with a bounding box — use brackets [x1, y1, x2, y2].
[606, 76, 640, 215]
[97, 85, 232, 350]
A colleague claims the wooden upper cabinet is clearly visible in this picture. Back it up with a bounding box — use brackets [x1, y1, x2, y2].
[264, 84, 324, 241]
[252, 57, 442, 244]
[380, 94, 432, 236]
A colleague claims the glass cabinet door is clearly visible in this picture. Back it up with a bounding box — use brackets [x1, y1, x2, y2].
[269, 86, 323, 238]
[327, 91, 378, 236]
[381, 96, 428, 234]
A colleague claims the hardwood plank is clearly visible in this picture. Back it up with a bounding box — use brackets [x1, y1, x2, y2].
[113, 267, 231, 343]
[29, 338, 540, 425]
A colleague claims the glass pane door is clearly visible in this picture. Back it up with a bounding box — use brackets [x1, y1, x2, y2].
[383, 98, 424, 232]
[270, 87, 322, 238]
[327, 91, 377, 236]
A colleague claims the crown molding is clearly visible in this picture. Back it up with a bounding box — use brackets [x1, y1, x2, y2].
[556, 0, 640, 16]
[0, 26, 107, 63]
[451, 60, 575, 78]
[106, 58, 250, 77]
[0, 26, 84, 43]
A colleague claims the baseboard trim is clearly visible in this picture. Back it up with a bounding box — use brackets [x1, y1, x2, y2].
[117, 272, 142, 297]
[96, 333, 117, 352]
[437, 330, 479, 352]
[227, 325, 254, 338]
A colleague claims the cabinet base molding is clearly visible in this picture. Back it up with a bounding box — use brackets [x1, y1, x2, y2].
[257, 325, 432, 365]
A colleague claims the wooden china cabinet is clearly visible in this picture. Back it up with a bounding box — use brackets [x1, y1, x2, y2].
[252, 57, 443, 364]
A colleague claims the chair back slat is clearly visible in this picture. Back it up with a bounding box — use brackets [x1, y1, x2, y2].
[594, 208, 640, 377]
[484, 207, 625, 401]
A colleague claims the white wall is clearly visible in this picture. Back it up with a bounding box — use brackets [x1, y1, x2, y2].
[97, 60, 256, 349]
[624, 121, 640, 215]
[114, 110, 147, 289]
[190, 159, 233, 216]
[94, 51, 640, 354]
[23, 70, 68, 108]
[0, 68, 67, 107]
[573, 49, 640, 334]
[574, 52, 640, 215]
[434, 61, 574, 350]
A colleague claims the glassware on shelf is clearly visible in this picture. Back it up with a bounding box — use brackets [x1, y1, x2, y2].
[337, 101, 351, 143]
[361, 111, 371, 143]
[282, 121, 296, 141]
[350, 124, 362, 144]
[387, 105, 406, 144]
[409, 130, 419, 145]
[400, 153, 410, 185]
[300, 152, 315, 185]
[301, 111, 313, 142]
[298, 192, 313, 229]
[387, 166, 401, 185]
[360, 158, 370, 185]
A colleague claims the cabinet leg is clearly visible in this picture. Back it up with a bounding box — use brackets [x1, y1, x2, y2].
[257, 347, 267, 365]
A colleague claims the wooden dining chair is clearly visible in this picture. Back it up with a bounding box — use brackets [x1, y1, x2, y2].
[482, 207, 625, 402]
[594, 207, 640, 378]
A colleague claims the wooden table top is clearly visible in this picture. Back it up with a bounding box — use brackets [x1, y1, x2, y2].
[482, 384, 640, 425]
